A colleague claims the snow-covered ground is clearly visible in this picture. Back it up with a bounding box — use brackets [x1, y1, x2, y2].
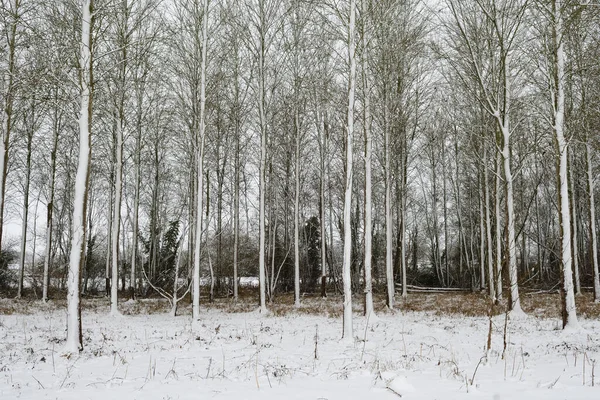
[1, 299, 599, 399]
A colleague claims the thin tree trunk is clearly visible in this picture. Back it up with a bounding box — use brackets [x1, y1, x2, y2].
[384, 91, 394, 308]
[569, 149, 581, 295]
[479, 174, 485, 291]
[192, 0, 208, 320]
[110, 114, 123, 315]
[129, 60, 144, 301]
[361, 0, 374, 316]
[105, 168, 113, 297]
[483, 144, 494, 299]
[319, 113, 328, 298]
[586, 138, 600, 302]
[17, 113, 34, 299]
[553, 0, 578, 328]
[233, 105, 240, 302]
[342, 0, 356, 340]
[442, 138, 450, 287]
[294, 110, 301, 307]
[257, 0, 268, 314]
[43, 92, 59, 303]
[501, 125, 522, 313]
[494, 149, 503, 301]
[66, 0, 93, 353]
[0, 0, 19, 254]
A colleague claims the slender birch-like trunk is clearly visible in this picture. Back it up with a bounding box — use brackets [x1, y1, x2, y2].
[43, 89, 60, 303]
[442, 139, 450, 286]
[257, 0, 268, 314]
[342, 0, 356, 339]
[193, 0, 208, 320]
[384, 90, 394, 308]
[66, 0, 93, 353]
[110, 114, 123, 315]
[568, 150, 581, 295]
[316, 101, 328, 298]
[552, 0, 578, 328]
[105, 170, 113, 297]
[585, 138, 600, 302]
[501, 125, 522, 313]
[483, 144, 495, 300]
[361, 0, 373, 317]
[494, 149, 503, 301]
[17, 110, 34, 299]
[479, 175, 485, 291]
[233, 112, 240, 302]
[130, 86, 142, 300]
[294, 110, 301, 307]
[232, 36, 241, 301]
[0, 0, 19, 253]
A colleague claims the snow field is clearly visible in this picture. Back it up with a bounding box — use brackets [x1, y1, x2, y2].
[0, 304, 599, 399]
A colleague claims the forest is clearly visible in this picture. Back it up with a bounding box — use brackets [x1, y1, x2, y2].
[0, 0, 600, 353]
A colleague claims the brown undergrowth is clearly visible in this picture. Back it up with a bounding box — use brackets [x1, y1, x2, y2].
[1, 290, 599, 319]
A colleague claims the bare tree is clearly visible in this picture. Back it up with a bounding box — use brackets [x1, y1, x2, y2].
[66, 0, 94, 353]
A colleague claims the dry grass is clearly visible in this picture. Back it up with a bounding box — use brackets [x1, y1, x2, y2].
[1, 289, 599, 320]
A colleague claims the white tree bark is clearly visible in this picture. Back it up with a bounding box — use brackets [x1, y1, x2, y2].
[501, 125, 522, 313]
[361, 0, 374, 318]
[192, 0, 209, 320]
[130, 92, 142, 300]
[232, 40, 241, 301]
[553, 0, 578, 328]
[568, 150, 581, 295]
[105, 172, 113, 296]
[483, 144, 495, 300]
[110, 115, 123, 316]
[342, 0, 356, 340]
[43, 94, 59, 303]
[294, 110, 301, 307]
[316, 100, 328, 298]
[17, 118, 33, 299]
[233, 116, 240, 302]
[0, 0, 19, 254]
[257, 0, 268, 314]
[66, 0, 93, 353]
[479, 176, 485, 292]
[585, 139, 600, 302]
[494, 151, 503, 301]
[384, 88, 394, 309]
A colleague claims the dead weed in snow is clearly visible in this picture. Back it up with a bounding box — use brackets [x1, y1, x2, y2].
[1, 289, 599, 320]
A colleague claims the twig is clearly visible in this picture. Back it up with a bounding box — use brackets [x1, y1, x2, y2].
[32, 376, 44, 389]
[470, 356, 485, 385]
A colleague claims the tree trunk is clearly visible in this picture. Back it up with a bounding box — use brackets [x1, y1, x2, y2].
[501, 125, 522, 313]
[192, 0, 208, 320]
[494, 149, 503, 301]
[361, 0, 374, 317]
[294, 110, 301, 307]
[110, 114, 123, 315]
[17, 110, 34, 299]
[257, 0, 268, 314]
[553, 0, 578, 328]
[66, 0, 93, 353]
[233, 96, 240, 302]
[43, 89, 60, 303]
[483, 143, 495, 299]
[384, 87, 394, 308]
[568, 149, 581, 295]
[0, 0, 19, 254]
[342, 0, 356, 340]
[105, 167, 113, 297]
[585, 138, 600, 302]
[319, 113, 328, 298]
